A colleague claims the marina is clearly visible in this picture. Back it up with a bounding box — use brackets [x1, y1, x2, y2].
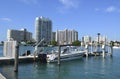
[0, 46, 120, 79]
[0, 39, 114, 63]
[1, 0, 120, 79]
[0, 40, 113, 64]
[0, 40, 117, 79]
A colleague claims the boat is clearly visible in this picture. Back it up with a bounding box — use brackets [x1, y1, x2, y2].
[46, 46, 85, 63]
[113, 46, 120, 49]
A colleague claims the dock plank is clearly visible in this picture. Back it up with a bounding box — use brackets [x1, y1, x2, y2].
[0, 56, 35, 60]
[0, 56, 38, 65]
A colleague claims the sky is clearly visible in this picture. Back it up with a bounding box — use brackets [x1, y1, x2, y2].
[0, 0, 120, 41]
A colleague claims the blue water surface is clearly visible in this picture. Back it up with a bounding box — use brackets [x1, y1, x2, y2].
[0, 46, 120, 79]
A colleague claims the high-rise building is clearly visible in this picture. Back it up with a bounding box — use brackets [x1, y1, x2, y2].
[56, 29, 78, 45]
[35, 16, 52, 44]
[51, 32, 56, 41]
[7, 28, 32, 42]
[83, 35, 91, 44]
[94, 36, 107, 44]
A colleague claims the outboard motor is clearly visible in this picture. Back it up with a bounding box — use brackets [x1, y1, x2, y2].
[38, 54, 47, 63]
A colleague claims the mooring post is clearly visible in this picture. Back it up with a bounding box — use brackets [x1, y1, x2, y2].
[34, 46, 37, 61]
[94, 44, 97, 56]
[102, 45, 105, 58]
[85, 44, 88, 57]
[58, 45, 61, 65]
[110, 45, 113, 57]
[14, 44, 19, 72]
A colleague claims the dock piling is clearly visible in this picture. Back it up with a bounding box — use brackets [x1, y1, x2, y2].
[34, 46, 38, 61]
[14, 44, 19, 72]
[85, 45, 88, 57]
[58, 45, 61, 65]
[110, 46, 113, 57]
[102, 45, 105, 58]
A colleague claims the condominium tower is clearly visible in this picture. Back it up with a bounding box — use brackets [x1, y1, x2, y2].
[56, 29, 78, 45]
[35, 16, 52, 44]
[7, 28, 32, 42]
[82, 35, 91, 44]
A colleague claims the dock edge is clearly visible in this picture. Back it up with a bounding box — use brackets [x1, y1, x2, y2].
[0, 73, 6, 79]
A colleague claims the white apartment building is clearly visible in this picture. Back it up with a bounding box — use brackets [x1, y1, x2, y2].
[94, 36, 107, 44]
[51, 32, 56, 41]
[7, 28, 32, 42]
[83, 35, 91, 44]
[35, 16, 52, 44]
[56, 29, 78, 45]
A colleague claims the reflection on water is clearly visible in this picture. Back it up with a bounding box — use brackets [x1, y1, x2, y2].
[0, 55, 118, 79]
[0, 56, 119, 79]
[0, 59, 84, 79]
[13, 72, 18, 79]
[1, 65, 18, 79]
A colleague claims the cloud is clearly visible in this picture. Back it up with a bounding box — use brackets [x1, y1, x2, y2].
[58, 0, 79, 13]
[59, 0, 79, 8]
[105, 6, 117, 13]
[0, 18, 12, 22]
[19, 0, 38, 5]
[95, 6, 120, 13]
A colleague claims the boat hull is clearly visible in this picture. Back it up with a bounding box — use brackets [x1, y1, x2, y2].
[47, 52, 84, 63]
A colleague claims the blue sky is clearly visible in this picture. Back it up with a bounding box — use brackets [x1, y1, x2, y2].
[0, 0, 120, 41]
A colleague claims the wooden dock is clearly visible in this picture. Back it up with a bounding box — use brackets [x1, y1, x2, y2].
[0, 56, 38, 65]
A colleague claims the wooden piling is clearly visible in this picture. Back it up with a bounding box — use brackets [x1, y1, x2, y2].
[34, 46, 37, 61]
[102, 45, 105, 58]
[58, 45, 61, 65]
[34, 53, 36, 61]
[110, 46, 113, 57]
[14, 45, 19, 72]
[85, 45, 88, 57]
[102, 49, 105, 58]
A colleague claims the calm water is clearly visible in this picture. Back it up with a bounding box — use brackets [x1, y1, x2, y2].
[0, 46, 120, 79]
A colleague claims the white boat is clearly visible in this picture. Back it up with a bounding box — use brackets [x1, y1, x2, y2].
[113, 46, 120, 49]
[47, 47, 85, 63]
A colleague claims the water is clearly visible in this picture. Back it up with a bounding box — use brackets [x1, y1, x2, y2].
[0, 46, 3, 56]
[0, 46, 120, 79]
